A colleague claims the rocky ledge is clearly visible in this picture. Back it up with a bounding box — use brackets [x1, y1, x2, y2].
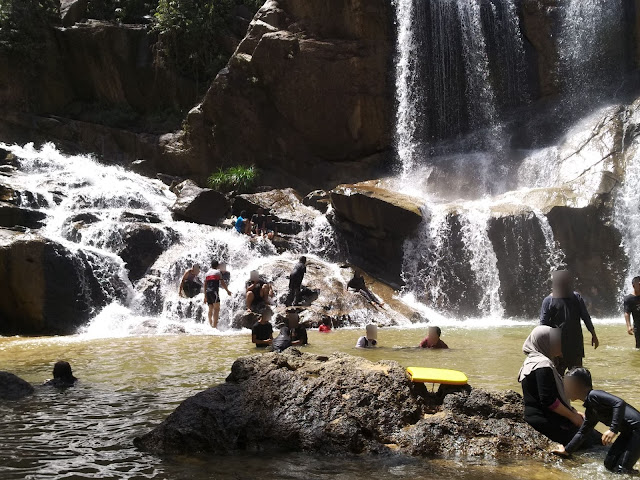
[134, 351, 551, 458]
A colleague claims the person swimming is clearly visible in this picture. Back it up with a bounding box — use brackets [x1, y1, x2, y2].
[553, 367, 640, 474]
[43, 361, 77, 388]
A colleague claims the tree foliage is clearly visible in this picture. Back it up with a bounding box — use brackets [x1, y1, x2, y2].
[208, 165, 260, 193]
[0, 0, 59, 62]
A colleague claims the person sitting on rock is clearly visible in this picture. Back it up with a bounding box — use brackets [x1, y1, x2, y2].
[235, 211, 249, 235]
[245, 270, 274, 311]
[220, 262, 231, 285]
[252, 307, 274, 348]
[347, 269, 384, 308]
[419, 326, 449, 349]
[264, 215, 277, 240]
[251, 208, 267, 235]
[179, 263, 202, 298]
[319, 316, 332, 333]
[43, 361, 77, 388]
[356, 324, 378, 348]
[286, 256, 307, 306]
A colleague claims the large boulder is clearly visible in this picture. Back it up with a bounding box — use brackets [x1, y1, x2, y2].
[0, 372, 34, 400]
[171, 180, 230, 226]
[0, 230, 130, 335]
[60, 0, 88, 27]
[330, 182, 423, 286]
[0, 202, 47, 230]
[134, 351, 551, 457]
[232, 188, 319, 234]
[117, 224, 178, 283]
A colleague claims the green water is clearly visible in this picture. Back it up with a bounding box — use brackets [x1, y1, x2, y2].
[1, 322, 639, 479]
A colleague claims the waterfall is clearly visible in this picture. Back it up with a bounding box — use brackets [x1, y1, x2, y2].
[559, 0, 626, 98]
[459, 205, 504, 317]
[615, 144, 640, 293]
[532, 210, 566, 274]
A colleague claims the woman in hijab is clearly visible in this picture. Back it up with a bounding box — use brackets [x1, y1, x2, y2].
[519, 326, 584, 445]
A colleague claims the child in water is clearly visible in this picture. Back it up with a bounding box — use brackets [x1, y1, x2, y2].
[553, 367, 640, 474]
[419, 326, 449, 349]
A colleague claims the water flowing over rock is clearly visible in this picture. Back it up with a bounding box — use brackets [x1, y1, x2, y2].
[134, 350, 551, 458]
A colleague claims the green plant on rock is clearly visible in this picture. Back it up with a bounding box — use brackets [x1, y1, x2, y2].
[207, 165, 259, 193]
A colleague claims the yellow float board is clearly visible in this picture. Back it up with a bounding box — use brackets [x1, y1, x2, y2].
[407, 367, 468, 385]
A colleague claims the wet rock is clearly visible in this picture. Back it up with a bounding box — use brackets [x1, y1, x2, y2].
[0, 231, 130, 335]
[117, 224, 177, 282]
[330, 182, 423, 286]
[231, 311, 261, 330]
[0, 202, 47, 230]
[61, 0, 88, 27]
[232, 188, 319, 235]
[135, 275, 163, 315]
[119, 211, 162, 224]
[134, 351, 551, 458]
[303, 190, 330, 213]
[171, 180, 229, 226]
[0, 371, 34, 400]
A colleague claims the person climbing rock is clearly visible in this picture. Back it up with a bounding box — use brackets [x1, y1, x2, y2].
[179, 264, 202, 298]
[252, 307, 274, 348]
[554, 368, 640, 475]
[355, 324, 378, 348]
[203, 260, 231, 329]
[43, 361, 77, 388]
[540, 270, 599, 374]
[347, 269, 384, 308]
[285, 256, 307, 306]
[624, 276, 640, 348]
[419, 326, 449, 349]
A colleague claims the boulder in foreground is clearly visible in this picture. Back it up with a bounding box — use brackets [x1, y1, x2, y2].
[135, 351, 551, 458]
[0, 372, 34, 400]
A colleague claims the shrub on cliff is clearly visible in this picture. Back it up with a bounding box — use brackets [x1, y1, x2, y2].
[86, 0, 158, 23]
[152, 0, 261, 83]
[207, 165, 259, 193]
[0, 0, 59, 64]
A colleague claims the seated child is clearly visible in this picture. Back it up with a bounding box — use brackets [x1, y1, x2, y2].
[553, 367, 640, 474]
[419, 326, 449, 349]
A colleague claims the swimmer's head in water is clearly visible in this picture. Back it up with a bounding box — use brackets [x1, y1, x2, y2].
[53, 361, 76, 382]
[365, 324, 378, 342]
[564, 367, 593, 400]
[286, 311, 300, 328]
[428, 326, 442, 339]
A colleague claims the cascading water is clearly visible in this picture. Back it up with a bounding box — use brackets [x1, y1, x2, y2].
[615, 143, 640, 292]
[1, 142, 400, 337]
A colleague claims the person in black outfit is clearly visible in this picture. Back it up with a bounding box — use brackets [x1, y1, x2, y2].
[43, 361, 77, 388]
[285, 257, 307, 306]
[519, 326, 585, 445]
[347, 269, 384, 308]
[540, 270, 599, 374]
[251, 307, 273, 348]
[272, 311, 308, 352]
[251, 208, 267, 235]
[624, 276, 640, 348]
[554, 368, 640, 474]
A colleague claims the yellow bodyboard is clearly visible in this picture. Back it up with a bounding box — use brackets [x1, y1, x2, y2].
[407, 367, 468, 385]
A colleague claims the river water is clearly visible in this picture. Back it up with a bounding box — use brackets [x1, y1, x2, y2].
[2, 321, 638, 479]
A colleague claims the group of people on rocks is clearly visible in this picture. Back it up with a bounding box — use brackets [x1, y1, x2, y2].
[234, 208, 277, 239]
[519, 270, 640, 475]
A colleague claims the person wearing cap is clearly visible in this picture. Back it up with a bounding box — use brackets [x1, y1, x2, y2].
[540, 270, 599, 374]
[419, 326, 449, 349]
[356, 324, 378, 348]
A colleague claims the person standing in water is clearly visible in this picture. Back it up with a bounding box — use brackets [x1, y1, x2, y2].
[419, 326, 449, 349]
[251, 307, 274, 348]
[624, 276, 640, 348]
[286, 256, 307, 306]
[540, 270, 599, 374]
[179, 264, 202, 298]
[203, 260, 231, 329]
[356, 324, 378, 348]
[553, 367, 640, 475]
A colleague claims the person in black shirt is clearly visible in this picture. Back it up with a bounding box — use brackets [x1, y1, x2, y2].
[624, 276, 640, 348]
[347, 269, 384, 308]
[554, 368, 640, 474]
[251, 208, 267, 236]
[245, 270, 274, 311]
[43, 361, 77, 388]
[286, 257, 307, 306]
[519, 326, 585, 445]
[540, 270, 599, 374]
[251, 307, 274, 348]
[273, 311, 308, 353]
